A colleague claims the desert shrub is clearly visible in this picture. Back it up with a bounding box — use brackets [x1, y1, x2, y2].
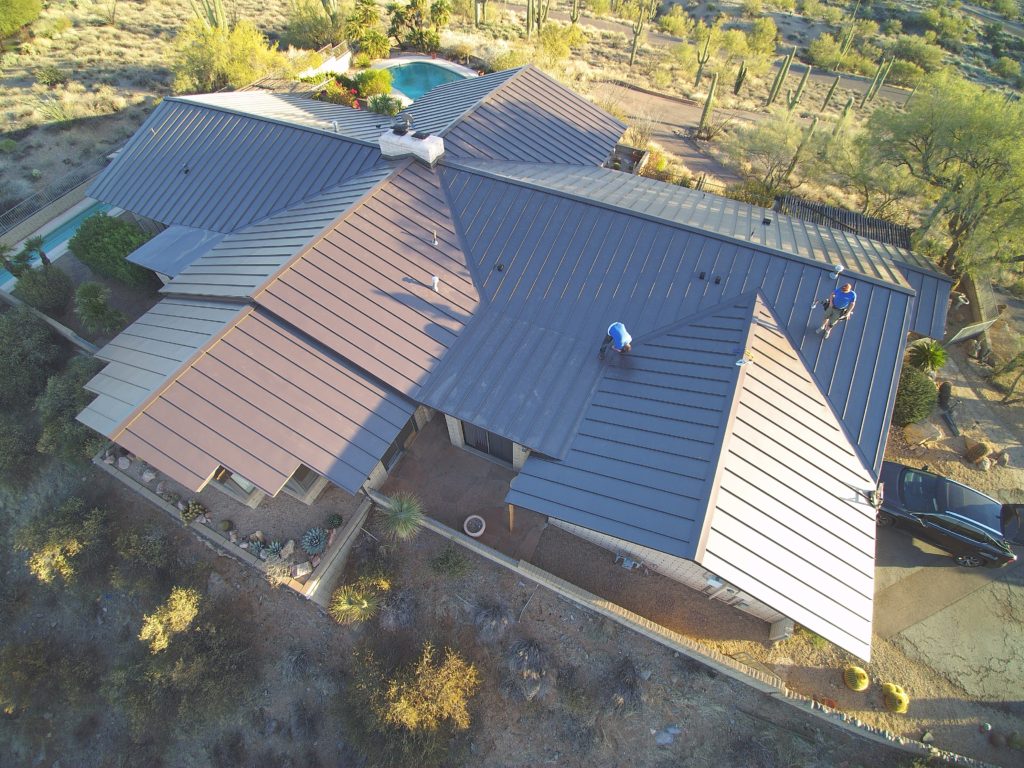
[890, 35, 944, 72]
[0, 412, 39, 489]
[488, 45, 531, 71]
[35, 356, 105, 460]
[14, 497, 107, 585]
[115, 529, 172, 569]
[0, 640, 99, 717]
[991, 55, 1021, 79]
[36, 64, 69, 87]
[474, 601, 514, 643]
[807, 32, 842, 69]
[0, 0, 41, 38]
[0, 306, 63, 409]
[376, 492, 424, 542]
[284, 0, 345, 49]
[748, 16, 778, 56]
[139, 587, 202, 653]
[319, 79, 359, 106]
[378, 587, 416, 631]
[887, 58, 925, 87]
[329, 571, 392, 623]
[503, 639, 553, 702]
[657, 3, 693, 37]
[0, 138, 16, 154]
[67, 214, 153, 286]
[355, 67, 392, 96]
[429, 543, 471, 578]
[173, 18, 296, 94]
[724, 179, 775, 207]
[892, 365, 937, 426]
[609, 657, 642, 710]
[11, 265, 72, 313]
[368, 93, 403, 115]
[357, 28, 392, 58]
[74, 282, 127, 334]
[741, 0, 762, 16]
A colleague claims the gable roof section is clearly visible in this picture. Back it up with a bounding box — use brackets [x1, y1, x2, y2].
[453, 160, 950, 338]
[439, 165, 911, 471]
[88, 98, 381, 233]
[699, 297, 877, 660]
[506, 294, 754, 557]
[164, 164, 398, 299]
[112, 308, 416, 495]
[127, 225, 224, 278]
[255, 161, 480, 398]
[439, 67, 626, 165]
[403, 68, 519, 135]
[77, 298, 246, 437]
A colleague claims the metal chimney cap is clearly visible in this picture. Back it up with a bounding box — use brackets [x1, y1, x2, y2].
[391, 113, 413, 135]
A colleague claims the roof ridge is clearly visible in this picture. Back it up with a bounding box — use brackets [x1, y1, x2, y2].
[170, 93, 380, 148]
[635, 290, 759, 346]
[442, 160, 916, 295]
[434, 66, 528, 138]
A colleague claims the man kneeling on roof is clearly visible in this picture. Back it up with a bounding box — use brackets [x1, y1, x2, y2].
[599, 322, 632, 359]
[817, 283, 856, 340]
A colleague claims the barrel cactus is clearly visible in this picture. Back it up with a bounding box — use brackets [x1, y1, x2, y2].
[301, 527, 328, 556]
[843, 665, 869, 692]
[882, 683, 909, 713]
[326, 513, 344, 530]
[181, 499, 207, 525]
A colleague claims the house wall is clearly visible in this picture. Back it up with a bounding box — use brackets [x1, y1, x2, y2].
[444, 414, 529, 469]
[549, 519, 788, 625]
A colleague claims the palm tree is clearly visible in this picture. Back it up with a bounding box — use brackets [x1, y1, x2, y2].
[377, 492, 424, 542]
[23, 236, 49, 266]
[0, 243, 30, 277]
[0, 243, 15, 275]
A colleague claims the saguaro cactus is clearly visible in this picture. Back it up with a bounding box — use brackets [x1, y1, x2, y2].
[767, 47, 795, 106]
[821, 74, 841, 111]
[860, 58, 893, 107]
[833, 96, 855, 136]
[734, 60, 747, 95]
[784, 115, 818, 180]
[787, 64, 811, 111]
[698, 72, 718, 139]
[695, 35, 712, 86]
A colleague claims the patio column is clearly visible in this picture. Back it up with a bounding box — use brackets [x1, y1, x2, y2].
[508, 503, 515, 532]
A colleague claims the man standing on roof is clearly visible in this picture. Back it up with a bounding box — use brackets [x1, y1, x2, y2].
[816, 283, 857, 340]
[599, 322, 632, 359]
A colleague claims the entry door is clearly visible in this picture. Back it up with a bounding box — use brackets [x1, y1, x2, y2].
[462, 422, 514, 464]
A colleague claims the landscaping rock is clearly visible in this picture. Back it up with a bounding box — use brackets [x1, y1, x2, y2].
[176, 500, 186, 511]
[922, 731, 934, 744]
[103, 454, 115, 465]
[997, 450, 1011, 466]
[311, 554, 321, 568]
[902, 420, 941, 446]
[117, 456, 131, 471]
[979, 457, 992, 472]
[293, 561, 313, 578]
[155, 481, 166, 496]
[229, 531, 238, 543]
[251, 530, 265, 543]
[280, 540, 296, 560]
[259, 548, 268, 561]
[141, 469, 157, 483]
[654, 730, 673, 745]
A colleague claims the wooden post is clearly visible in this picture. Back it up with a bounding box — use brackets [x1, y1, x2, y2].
[508, 503, 515, 532]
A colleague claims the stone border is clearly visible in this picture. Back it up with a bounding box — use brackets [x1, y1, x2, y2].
[364, 488, 995, 768]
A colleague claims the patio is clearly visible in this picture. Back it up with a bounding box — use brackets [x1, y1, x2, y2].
[381, 413, 548, 561]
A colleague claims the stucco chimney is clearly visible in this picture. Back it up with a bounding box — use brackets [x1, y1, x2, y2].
[378, 119, 444, 165]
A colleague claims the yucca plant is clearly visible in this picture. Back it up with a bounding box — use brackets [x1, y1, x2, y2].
[906, 338, 947, 373]
[329, 582, 384, 624]
[378, 492, 424, 543]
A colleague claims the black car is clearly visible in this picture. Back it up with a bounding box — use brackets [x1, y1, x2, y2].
[877, 461, 1023, 568]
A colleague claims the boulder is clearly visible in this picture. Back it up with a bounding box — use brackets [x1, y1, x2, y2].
[117, 456, 131, 471]
[292, 561, 313, 578]
[998, 450, 1011, 467]
[280, 539, 296, 560]
[979, 457, 992, 472]
[903, 420, 941, 446]
[155, 481, 167, 497]
[250, 530, 266, 543]
[229, 530, 238, 543]
[141, 469, 157, 483]
[103, 454, 115, 465]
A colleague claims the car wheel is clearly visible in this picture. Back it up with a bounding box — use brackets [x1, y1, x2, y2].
[876, 511, 895, 528]
[955, 554, 985, 568]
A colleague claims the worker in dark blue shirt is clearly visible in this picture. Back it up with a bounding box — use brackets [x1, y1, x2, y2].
[599, 322, 632, 359]
[817, 283, 857, 339]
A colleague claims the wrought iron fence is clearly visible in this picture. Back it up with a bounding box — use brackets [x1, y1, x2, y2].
[0, 168, 98, 237]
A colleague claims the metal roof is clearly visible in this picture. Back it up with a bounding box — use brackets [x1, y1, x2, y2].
[451, 160, 951, 337]
[77, 298, 246, 436]
[441, 68, 626, 165]
[255, 161, 481, 397]
[112, 308, 416, 495]
[437, 165, 911, 472]
[88, 98, 381, 233]
[126, 225, 224, 278]
[403, 68, 519, 135]
[700, 296, 877, 661]
[164, 165, 397, 298]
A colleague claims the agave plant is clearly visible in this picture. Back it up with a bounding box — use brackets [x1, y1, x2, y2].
[906, 338, 947, 373]
[248, 539, 266, 558]
[301, 527, 328, 556]
[328, 583, 383, 624]
[377, 492, 424, 543]
[267, 540, 283, 558]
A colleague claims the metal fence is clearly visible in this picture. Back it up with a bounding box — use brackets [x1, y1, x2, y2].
[0, 168, 97, 237]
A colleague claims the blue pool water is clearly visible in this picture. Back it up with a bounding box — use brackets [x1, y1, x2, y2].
[0, 201, 111, 285]
[387, 62, 467, 100]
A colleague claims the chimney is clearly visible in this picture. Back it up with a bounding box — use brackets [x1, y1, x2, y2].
[378, 115, 444, 165]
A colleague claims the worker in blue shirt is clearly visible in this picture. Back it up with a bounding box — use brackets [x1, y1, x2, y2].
[816, 283, 857, 339]
[599, 322, 632, 359]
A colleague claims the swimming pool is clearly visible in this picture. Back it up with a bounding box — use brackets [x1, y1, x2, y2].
[387, 62, 468, 100]
[0, 200, 112, 286]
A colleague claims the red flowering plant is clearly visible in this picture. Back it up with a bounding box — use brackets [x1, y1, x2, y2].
[317, 80, 358, 108]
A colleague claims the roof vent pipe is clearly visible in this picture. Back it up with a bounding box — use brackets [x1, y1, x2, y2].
[431, 275, 440, 292]
[831, 264, 845, 280]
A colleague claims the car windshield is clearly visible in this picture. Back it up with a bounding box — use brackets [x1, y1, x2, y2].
[900, 469, 940, 513]
[944, 483, 1003, 534]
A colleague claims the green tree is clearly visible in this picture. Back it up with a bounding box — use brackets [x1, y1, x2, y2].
[67, 214, 152, 286]
[345, 0, 382, 39]
[657, 3, 693, 37]
[748, 16, 778, 57]
[0, 0, 42, 38]
[824, 129, 918, 220]
[14, 497, 106, 585]
[868, 71, 1024, 276]
[890, 35, 944, 72]
[35, 356, 105, 460]
[0, 412, 40, 489]
[21, 235, 50, 266]
[722, 111, 818, 199]
[379, 643, 479, 731]
[906, 338, 947, 372]
[892, 364, 937, 426]
[991, 55, 1020, 80]
[173, 18, 296, 94]
[286, 0, 346, 48]
[388, 0, 450, 50]
[74, 281, 127, 335]
[0, 242, 32, 277]
[0, 306, 63, 410]
[11, 264, 73, 314]
[355, 67, 392, 96]
[139, 587, 203, 653]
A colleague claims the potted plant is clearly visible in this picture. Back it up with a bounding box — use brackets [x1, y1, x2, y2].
[463, 514, 486, 538]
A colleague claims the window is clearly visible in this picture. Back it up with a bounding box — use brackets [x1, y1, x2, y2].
[462, 422, 514, 464]
[285, 465, 319, 497]
[899, 469, 940, 513]
[929, 515, 992, 545]
[381, 419, 416, 470]
[213, 467, 260, 504]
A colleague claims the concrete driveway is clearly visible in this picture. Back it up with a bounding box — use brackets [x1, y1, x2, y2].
[874, 527, 1024, 700]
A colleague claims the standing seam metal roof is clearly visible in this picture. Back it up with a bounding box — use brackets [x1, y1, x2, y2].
[88, 98, 381, 233]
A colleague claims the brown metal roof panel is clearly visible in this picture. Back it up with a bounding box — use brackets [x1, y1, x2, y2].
[120, 414, 221, 490]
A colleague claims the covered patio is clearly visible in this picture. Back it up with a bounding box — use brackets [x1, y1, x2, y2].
[381, 413, 547, 561]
